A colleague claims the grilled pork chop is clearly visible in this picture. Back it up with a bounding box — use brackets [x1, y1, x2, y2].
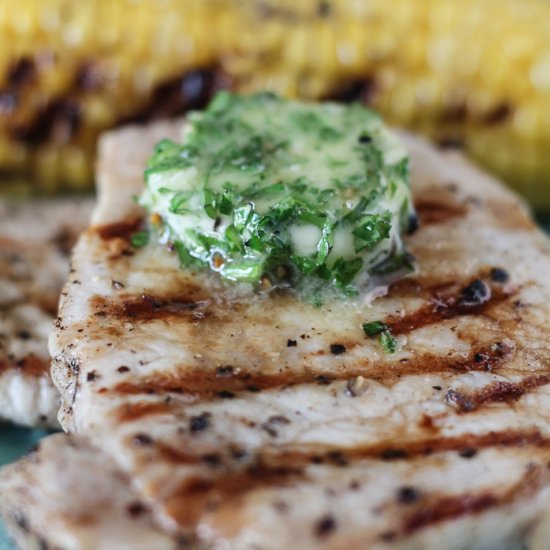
[0, 433, 181, 550]
[0, 197, 92, 426]
[48, 121, 550, 548]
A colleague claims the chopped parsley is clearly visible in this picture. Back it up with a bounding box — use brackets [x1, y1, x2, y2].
[362, 321, 397, 353]
[130, 230, 149, 248]
[139, 92, 415, 298]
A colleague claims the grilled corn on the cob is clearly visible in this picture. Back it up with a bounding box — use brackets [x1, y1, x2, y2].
[0, 0, 549, 207]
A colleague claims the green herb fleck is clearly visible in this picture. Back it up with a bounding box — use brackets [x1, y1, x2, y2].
[379, 330, 397, 354]
[362, 320, 388, 337]
[145, 139, 195, 175]
[362, 320, 397, 353]
[130, 231, 149, 248]
[169, 191, 192, 214]
[352, 213, 392, 252]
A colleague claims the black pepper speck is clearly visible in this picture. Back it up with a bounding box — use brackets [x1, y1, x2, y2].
[189, 412, 211, 432]
[459, 448, 478, 459]
[330, 343, 346, 355]
[446, 389, 474, 411]
[380, 448, 407, 460]
[201, 453, 221, 467]
[132, 433, 153, 446]
[459, 279, 490, 306]
[268, 415, 290, 425]
[490, 267, 509, 284]
[216, 365, 234, 377]
[397, 486, 421, 504]
[126, 502, 146, 518]
[315, 515, 337, 538]
[407, 212, 420, 235]
[326, 451, 348, 467]
[14, 513, 29, 533]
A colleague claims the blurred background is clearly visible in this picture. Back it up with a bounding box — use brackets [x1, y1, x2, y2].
[0, 0, 549, 208]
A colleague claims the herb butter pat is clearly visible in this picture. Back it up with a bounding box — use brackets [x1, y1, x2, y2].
[139, 92, 415, 297]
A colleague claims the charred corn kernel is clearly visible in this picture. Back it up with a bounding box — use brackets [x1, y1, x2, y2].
[0, 0, 548, 209]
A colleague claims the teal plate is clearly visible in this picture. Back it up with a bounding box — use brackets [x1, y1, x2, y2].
[1, 217, 550, 549]
[0, 424, 51, 550]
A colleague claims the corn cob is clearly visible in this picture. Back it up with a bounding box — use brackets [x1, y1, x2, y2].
[0, 0, 549, 209]
[230, 0, 550, 208]
[0, 0, 230, 192]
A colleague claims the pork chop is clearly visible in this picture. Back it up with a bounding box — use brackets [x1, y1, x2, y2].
[49, 120, 550, 548]
[0, 433, 183, 549]
[0, 197, 93, 426]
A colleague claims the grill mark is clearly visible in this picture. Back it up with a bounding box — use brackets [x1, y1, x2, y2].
[387, 286, 513, 336]
[387, 272, 502, 300]
[93, 272, 512, 344]
[93, 218, 143, 241]
[155, 431, 547, 529]
[149, 429, 547, 470]
[0, 355, 50, 377]
[91, 292, 210, 323]
[116, 401, 174, 422]
[260, 430, 549, 468]
[402, 465, 544, 534]
[447, 374, 550, 413]
[111, 343, 514, 401]
[120, 295, 207, 321]
[405, 493, 497, 534]
[91, 269, 510, 331]
[164, 465, 303, 528]
[414, 198, 468, 226]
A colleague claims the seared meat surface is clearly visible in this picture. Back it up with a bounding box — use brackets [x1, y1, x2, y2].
[0, 197, 92, 426]
[39, 121, 550, 548]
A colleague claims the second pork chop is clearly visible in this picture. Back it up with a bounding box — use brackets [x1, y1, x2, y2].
[0, 197, 93, 426]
